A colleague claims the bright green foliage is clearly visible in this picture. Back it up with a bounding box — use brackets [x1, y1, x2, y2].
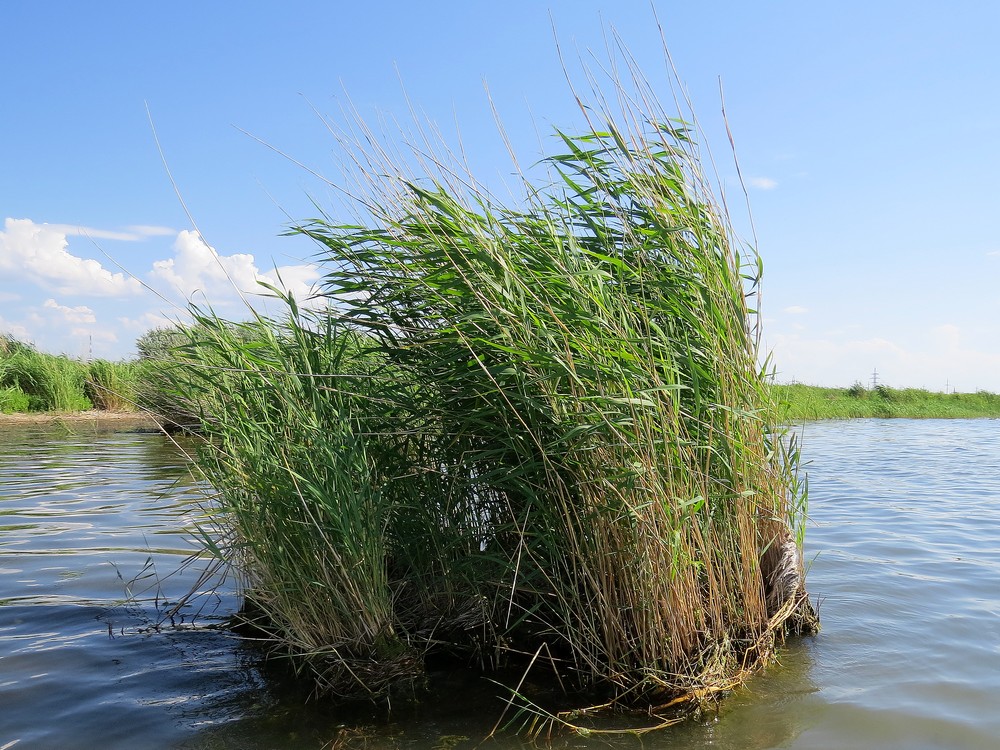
[168, 72, 813, 716]
[0, 335, 142, 413]
[134, 325, 214, 429]
[163, 311, 420, 695]
[773, 383, 1000, 420]
[85, 360, 139, 411]
[0, 337, 92, 411]
[0, 386, 30, 413]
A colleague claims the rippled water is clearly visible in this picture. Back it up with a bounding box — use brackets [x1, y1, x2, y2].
[0, 424, 250, 749]
[2, 418, 999, 749]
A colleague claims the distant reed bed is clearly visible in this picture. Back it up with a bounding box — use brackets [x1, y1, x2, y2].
[157, 46, 816, 731]
[774, 382, 1000, 421]
[0, 334, 137, 413]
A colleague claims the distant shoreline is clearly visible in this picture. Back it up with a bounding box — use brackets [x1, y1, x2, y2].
[772, 383, 1000, 421]
[0, 410, 159, 430]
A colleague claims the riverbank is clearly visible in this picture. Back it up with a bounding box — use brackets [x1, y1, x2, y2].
[773, 383, 1000, 421]
[0, 409, 158, 431]
[6, 384, 999, 432]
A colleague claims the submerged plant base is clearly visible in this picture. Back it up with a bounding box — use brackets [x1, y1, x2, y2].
[230, 596, 425, 700]
[490, 588, 818, 738]
[231, 573, 817, 736]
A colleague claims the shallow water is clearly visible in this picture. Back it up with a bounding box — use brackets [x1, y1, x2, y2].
[1, 418, 999, 749]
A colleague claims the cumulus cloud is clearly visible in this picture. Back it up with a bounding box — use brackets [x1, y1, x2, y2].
[113, 311, 187, 357]
[43, 298, 97, 324]
[117, 310, 177, 334]
[1, 218, 323, 358]
[150, 230, 320, 305]
[783, 305, 809, 314]
[749, 177, 778, 190]
[151, 230, 256, 298]
[0, 315, 31, 341]
[260, 263, 322, 304]
[0, 218, 144, 296]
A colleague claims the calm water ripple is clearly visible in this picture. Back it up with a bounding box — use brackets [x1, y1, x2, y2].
[1, 418, 999, 748]
[0, 425, 245, 750]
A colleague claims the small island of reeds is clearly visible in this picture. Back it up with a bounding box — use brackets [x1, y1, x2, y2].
[141, 44, 818, 736]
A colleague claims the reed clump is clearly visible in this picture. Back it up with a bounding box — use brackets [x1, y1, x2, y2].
[165, 47, 815, 726]
[135, 325, 218, 430]
[85, 359, 139, 411]
[0, 335, 142, 413]
[0, 335, 92, 412]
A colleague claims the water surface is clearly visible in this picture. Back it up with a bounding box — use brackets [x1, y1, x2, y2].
[2, 418, 999, 748]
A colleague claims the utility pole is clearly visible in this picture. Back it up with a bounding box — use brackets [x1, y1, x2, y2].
[870, 368, 879, 390]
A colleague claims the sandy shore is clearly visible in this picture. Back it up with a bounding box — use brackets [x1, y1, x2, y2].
[0, 410, 160, 431]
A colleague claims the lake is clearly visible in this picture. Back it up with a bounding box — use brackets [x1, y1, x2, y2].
[2, 418, 999, 749]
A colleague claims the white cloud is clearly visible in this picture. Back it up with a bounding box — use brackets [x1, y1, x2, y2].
[783, 305, 809, 315]
[150, 230, 320, 305]
[0, 315, 31, 342]
[118, 311, 177, 334]
[43, 298, 97, 324]
[749, 177, 778, 190]
[0, 218, 144, 296]
[151, 230, 253, 299]
[115, 311, 185, 357]
[260, 263, 322, 305]
[1, 219, 323, 359]
[43, 224, 145, 241]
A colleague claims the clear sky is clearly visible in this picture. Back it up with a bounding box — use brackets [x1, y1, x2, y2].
[3, 1, 1000, 392]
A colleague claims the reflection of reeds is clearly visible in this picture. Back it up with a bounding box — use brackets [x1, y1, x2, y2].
[164, 44, 815, 722]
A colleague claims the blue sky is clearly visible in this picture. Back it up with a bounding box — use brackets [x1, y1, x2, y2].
[3, 2, 1000, 391]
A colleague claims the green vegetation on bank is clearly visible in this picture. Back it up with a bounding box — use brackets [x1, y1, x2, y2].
[0, 334, 138, 413]
[152, 52, 816, 731]
[773, 382, 1000, 421]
